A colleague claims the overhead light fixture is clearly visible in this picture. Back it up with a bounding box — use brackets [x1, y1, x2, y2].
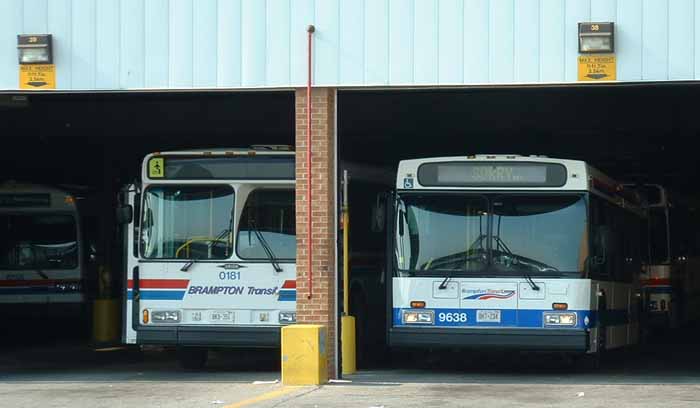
[578, 22, 614, 53]
[17, 34, 53, 64]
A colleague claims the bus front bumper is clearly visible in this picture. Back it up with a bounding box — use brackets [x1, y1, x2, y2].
[389, 327, 589, 352]
[135, 325, 281, 348]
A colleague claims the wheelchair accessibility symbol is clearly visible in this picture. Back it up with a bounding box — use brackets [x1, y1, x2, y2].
[403, 178, 414, 189]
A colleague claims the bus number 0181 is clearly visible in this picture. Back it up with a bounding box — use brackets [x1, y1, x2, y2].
[219, 271, 241, 281]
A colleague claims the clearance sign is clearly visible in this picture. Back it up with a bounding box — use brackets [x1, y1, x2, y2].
[19, 64, 56, 89]
[578, 55, 616, 81]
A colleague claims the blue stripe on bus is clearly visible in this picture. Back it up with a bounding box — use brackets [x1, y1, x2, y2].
[644, 286, 675, 294]
[393, 308, 629, 328]
[278, 290, 296, 301]
[126, 290, 185, 300]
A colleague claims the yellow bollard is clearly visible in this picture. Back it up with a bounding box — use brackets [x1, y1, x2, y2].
[92, 298, 120, 344]
[341, 315, 356, 374]
[281, 324, 328, 385]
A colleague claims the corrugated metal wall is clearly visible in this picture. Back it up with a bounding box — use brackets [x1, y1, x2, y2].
[1, 0, 699, 90]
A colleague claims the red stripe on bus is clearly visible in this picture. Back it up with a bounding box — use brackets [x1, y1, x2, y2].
[127, 279, 190, 289]
[281, 280, 296, 289]
[641, 278, 672, 286]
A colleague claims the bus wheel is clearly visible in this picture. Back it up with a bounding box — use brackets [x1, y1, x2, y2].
[177, 347, 208, 370]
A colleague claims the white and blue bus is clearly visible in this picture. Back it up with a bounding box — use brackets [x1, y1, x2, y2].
[0, 183, 90, 313]
[385, 155, 647, 359]
[120, 146, 296, 368]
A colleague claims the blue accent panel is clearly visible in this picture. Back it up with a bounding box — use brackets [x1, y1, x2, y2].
[591, 0, 617, 21]
[438, 0, 463, 84]
[644, 286, 675, 294]
[241, 0, 266, 86]
[48, 0, 72, 89]
[393, 308, 593, 329]
[266, 0, 292, 86]
[145, 0, 170, 88]
[388, 0, 413, 84]
[564, 0, 590, 82]
[414, 0, 438, 85]
[72, 0, 96, 89]
[217, 0, 242, 87]
[463, 0, 489, 83]
[120, 0, 145, 88]
[489, 0, 515, 82]
[364, 0, 389, 85]
[616, 0, 643, 80]
[278, 290, 297, 301]
[194, 0, 218, 87]
[170, 0, 194, 87]
[314, 0, 339, 85]
[642, 0, 669, 80]
[669, 0, 694, 80]
[539, 0, 564, 82]
[514, 0, 539, 82]
[24, 0, 48, 33]
[339, 0, 365, 84]
[290, 0, 314, 85]
[0, 0, 23, 89]
[128, 290, 185, 301]
[95, 0, 120, 89]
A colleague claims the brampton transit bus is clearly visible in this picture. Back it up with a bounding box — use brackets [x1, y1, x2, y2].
[637, 184, 700, 331]
[0, 182, 90, 313]
[120, 146, 296, 369]
[384, 155, 647, 360]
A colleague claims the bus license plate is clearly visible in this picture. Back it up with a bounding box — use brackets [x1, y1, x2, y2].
[210, 311, 234, 323]
[477, 310, 501, 323]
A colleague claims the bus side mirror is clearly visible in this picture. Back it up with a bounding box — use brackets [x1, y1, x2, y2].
[116, 205, 133, 224]
[371, 195, 386, 233]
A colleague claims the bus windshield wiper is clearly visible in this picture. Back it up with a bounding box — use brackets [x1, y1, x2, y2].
[181, 256, 198, 272]
[251, 220, 283, 273]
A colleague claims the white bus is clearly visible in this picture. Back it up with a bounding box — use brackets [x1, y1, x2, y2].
[639, 184, 700, 331]
[120, 146, 296, 369]
[385, 155, 647, 361]
[0, 182, 88, 311]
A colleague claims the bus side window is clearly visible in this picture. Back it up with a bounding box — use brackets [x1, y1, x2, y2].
[590, 196, 611, 280]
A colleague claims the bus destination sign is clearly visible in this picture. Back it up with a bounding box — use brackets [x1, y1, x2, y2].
[417, 162, 567, 187]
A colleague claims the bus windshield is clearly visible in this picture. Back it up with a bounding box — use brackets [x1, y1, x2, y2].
[0, 214, 78, 270]
[141, 185, 235, 260]
[237, 189, 296, 260]
[395, 193, 587, 276]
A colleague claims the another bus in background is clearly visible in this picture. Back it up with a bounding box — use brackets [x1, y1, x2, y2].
[0, 182, 94, 316]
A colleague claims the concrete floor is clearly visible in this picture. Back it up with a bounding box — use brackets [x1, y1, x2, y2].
[2, 319, 700, 407]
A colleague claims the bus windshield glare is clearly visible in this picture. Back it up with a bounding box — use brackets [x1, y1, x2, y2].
[0, 214, 78, 270]
[141, 185, 235, 260]
[395, 194, 587, 276]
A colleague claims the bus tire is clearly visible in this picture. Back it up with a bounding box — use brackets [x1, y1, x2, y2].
[177, 347, 208, 370]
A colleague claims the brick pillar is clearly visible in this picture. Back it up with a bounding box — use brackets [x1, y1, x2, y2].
[295, 87, 337, 379]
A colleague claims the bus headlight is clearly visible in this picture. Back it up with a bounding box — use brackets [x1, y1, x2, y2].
[544, 312, 577, 326]
[402, 310, 434, 325]
[151, 310, 181, 323]
[279, 312, 296, 324]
